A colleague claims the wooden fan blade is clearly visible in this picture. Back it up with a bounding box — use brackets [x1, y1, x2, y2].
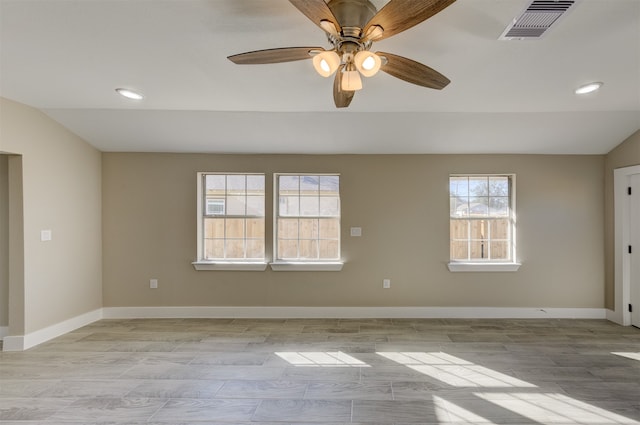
[363, 0, 456, 41]
[289, 0, 341, 33]
[228, 47, 323, 64]
[377, 52, 450, 89]
[333, 65, 354, 108]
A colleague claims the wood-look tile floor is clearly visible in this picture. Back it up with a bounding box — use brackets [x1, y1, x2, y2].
[1, 318, 640, 424]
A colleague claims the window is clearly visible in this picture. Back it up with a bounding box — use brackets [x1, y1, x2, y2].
[274, 174, 341, 266]
[194, 173, 266, 269]
[449, 175, 519, 271]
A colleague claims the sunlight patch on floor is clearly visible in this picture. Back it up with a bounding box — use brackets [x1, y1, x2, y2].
[275, 351, 370, 367]
[611, 352, 640, 361]
[475, 392, 637, 424]
[433, 395, 497, 424]
[377, 352, 536, 388]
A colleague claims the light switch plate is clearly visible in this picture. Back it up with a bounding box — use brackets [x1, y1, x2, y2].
[40, 230, 52, 241]
[350, 227, 362, 237]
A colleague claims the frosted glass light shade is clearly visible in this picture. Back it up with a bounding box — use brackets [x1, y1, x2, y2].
[354, 51, 381, 77]
[341, 69, 362, 91]
[312, 51, 340, 77]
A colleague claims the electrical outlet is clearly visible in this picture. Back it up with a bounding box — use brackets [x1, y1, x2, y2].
[150, 279, 158, 289]
[383, 279, 391, 289]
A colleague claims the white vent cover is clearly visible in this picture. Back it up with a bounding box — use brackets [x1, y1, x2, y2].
[500, 0, 577, 40]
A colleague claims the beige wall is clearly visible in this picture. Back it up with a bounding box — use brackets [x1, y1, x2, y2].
[604, 129, 640, 308]
[103, 153, 605, 309]
[0, 155, 8, 327]
[0, 98, 102, 334]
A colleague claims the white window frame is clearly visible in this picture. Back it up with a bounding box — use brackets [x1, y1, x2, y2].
[193, 172, 267, 271]
[270, 173, 343, 271]
[448, 174, 521, 272]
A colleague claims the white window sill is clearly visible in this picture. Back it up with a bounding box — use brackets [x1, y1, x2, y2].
[447, 262, 521, 272]
[192, 261, 268, 271]
[269, 262, 344, 272]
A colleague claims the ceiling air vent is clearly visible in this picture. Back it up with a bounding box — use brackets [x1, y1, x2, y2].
[499, 0, 577, 40]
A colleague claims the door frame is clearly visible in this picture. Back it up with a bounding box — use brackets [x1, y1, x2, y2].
[613, 165, 640, 326]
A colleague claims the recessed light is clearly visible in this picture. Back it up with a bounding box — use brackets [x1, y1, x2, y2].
[116, 88, 144, 100]
[575, 82, 603, 95]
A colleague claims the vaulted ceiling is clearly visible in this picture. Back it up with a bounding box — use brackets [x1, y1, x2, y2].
[1, 0, 638, 154]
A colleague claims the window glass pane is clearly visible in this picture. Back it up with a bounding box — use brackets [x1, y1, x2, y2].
[278, 218, 298, 239]
[300, 196, 319, 216]
[246, 239, 264, 259]
[206, 199, 225, 215]
[205, 218, 225, 238]
[246, 218, 264, 239]
[319, 240, 339, 259]
[299, 219, 319, 239]
[489, 176, 509, 196]
[470, 220, 489, 240]
[246, 196, 264, 216]
[226, 195, 246, 215]
[225, 239, 245, 258]
[226, 218, 244, 238]
[489, 197, 509, 217]
[490, 241, 510, 260]
[449, 177, 468, 197]
[319, 218, 340, 239]
[469, 197, 489, 217]
[206, 174, 225, 191]
[279, 175, 299, 194]
[246, 175, 264, 192]
[491, 218, 510, 240]
[450, 241, 468, 260]
[227, 175, 246, 194]
[279, 196, 299, 216]
[300, 175, 319, 192]
[278, 240, 298, 259]
[320, 196, 340, 216]
[205, 239, 224, 259]
[319, 175, 339, 195]
[451, 197, 469, 217]
[469, 177, 489, 197]
[470, 240, 489, 259]
[299, 239, 319, 259]
[450, 220, 468, 240]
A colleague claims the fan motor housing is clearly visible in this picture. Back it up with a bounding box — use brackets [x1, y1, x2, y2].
[327, 0, 377, 34]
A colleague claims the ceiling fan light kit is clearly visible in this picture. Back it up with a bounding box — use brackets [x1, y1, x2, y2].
[228, 0, 456, 108]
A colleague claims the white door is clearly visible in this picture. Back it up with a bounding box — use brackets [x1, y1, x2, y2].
[631, 173, 640, 327]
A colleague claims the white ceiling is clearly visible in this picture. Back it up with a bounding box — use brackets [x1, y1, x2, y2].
[1, 0, 639, 154]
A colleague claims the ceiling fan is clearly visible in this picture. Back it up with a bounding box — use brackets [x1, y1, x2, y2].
[228, 0, 456, 108]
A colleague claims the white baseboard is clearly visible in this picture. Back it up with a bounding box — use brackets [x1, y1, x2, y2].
[103, 306, 607, 320]
[2, 309, 102, 351]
